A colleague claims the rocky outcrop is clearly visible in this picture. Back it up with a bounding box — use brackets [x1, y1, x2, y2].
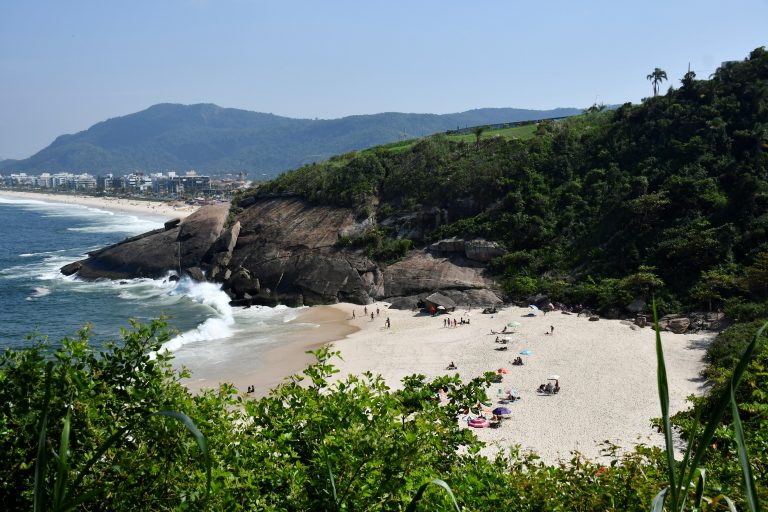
[379, 207, 447, 241]
[383, 251, 502, 308]
[429, 237, 506, 263]
[60, 197, 504, 308]
[61, 203, 230, 280]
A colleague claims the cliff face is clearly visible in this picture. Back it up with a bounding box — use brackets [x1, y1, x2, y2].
[61, 199, 503, 308]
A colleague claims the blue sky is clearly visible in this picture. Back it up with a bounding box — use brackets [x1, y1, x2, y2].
[1, 0, 766, 159]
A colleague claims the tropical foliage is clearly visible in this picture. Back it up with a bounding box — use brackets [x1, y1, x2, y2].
[247, 47, 768, 314]
[1, 317, 766, 510]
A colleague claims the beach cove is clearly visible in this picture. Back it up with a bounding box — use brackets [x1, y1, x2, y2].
[323, 303, 713, 464]
[1, 189, 714, 464]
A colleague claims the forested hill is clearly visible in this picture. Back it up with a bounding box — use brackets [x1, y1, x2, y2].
[249, 47, 768, 315]
[1, 104, 580, 176]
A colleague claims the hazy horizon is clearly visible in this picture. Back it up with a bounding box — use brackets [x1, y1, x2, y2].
[1, 0, 766, 159]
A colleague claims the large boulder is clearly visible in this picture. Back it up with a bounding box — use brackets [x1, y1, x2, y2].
[464, 239, 506, 262]
[61, 203, 230, 280]
[658, 315, 691, 334]
[382, 251, 502, 304]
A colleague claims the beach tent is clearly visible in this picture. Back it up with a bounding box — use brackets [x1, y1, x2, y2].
[424, 292, 456, 313]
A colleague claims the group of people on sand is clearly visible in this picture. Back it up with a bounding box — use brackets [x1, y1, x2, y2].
[511, 356, 523, 366]
[351, 306, 389, 328]
[444, 317, 469, 327]
[536, 380, 561, 395]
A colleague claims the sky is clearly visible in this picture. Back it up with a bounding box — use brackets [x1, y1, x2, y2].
[1, 0, 766, 159]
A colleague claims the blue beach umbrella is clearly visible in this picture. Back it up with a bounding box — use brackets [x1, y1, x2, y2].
[493, 407, 512, 416]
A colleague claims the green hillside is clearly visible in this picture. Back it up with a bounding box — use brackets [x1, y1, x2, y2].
[247, 47, 768, 317]
[1, 105, 581, 177]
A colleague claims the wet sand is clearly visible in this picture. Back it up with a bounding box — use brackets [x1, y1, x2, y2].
[179, 305, 358, 396]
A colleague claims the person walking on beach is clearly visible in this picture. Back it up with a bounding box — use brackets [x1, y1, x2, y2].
[364, 306, 368, 315]
[550, 325, 554, 334]
[352, 310, 356, 319]
[376, 307, 380, 316]
[386, 317, 391, 328]
[371, 312, 374, 321]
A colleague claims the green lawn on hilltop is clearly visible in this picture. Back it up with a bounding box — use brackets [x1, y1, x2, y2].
[362, 122, 540, 156]
[443, 122, 539, 143]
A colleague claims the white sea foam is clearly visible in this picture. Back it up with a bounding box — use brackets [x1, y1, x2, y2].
[162, 278, 238, 351]
[26, 287, 51, 300]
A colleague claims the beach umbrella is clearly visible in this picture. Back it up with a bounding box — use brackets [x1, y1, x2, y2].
[528, 304, 539, 311]
[548, 374, 560, 380]
[492, 406, 512, 416]
[497, 367, 509, 374]
[519, 349, 533, 356]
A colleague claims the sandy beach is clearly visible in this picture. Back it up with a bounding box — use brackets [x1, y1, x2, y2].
[0, 189, 199, 219]
[326, 302, 713, 464]
[177, 305, 359, 397]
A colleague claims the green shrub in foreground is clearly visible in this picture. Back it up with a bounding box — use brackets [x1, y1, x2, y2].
[1, 318, 766, 510]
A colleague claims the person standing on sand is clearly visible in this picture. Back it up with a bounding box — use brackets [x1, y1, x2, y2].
[550, 325, 554, 334]
[371, 312, 374, 321]
[364, 306, 368, 315]
[352, 310, 356, 318]
[386, 317, 391, 328]
[377, 307, 380, 316]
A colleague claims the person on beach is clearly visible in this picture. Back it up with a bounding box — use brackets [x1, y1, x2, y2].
[385, 317, 391, 328]
[352, 310, 356, 318]
[550, 325, 554, 334]
[376, 307, 380, 316]
[364, 306, 368, 315]
[371, 312, 374, 321]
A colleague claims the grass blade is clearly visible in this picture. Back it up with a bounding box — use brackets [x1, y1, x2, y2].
[653, 301, 678, 508]
[694, 468, 705, 509]
[53, 409, 72, 508]
[674, 405, 700, 496]
[682, 321, 766, 497]
[405, 478, 461, 512]
[325, 458, 338, 511]
[731, 381, 760, 512]
[651, 487, 668, 512]
[33, 364, 53, 512]
[68, 425, 132, 498]
[150, 410, 211, 497]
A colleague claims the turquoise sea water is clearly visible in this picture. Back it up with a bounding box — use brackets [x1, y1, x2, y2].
[0, 195, 309, 375]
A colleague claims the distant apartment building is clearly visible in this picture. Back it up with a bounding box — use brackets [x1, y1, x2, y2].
[2, 169, 222, 197]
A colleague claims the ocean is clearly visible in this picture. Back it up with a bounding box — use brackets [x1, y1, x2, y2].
[0, 194, 321, 389]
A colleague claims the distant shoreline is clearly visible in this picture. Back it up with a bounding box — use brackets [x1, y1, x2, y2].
[0, 189, 200, 219]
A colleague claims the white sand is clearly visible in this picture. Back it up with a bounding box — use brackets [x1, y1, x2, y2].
[329, 303, 713, 464]
[0, 190, 199, 218]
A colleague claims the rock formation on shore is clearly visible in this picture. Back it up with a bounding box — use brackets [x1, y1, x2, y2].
[61, 199, 504, 308]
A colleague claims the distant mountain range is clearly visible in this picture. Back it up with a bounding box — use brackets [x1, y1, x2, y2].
[0, 103, 582, 178]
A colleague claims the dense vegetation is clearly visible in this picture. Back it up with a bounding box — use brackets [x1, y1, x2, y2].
[1, 317, 765, 510]
[0, 104, 579, 176]
[251, 48, 768, 316]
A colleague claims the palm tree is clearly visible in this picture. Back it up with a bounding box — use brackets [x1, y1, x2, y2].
[472, 126, 486, 148]
[646, 68, 668, 97]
